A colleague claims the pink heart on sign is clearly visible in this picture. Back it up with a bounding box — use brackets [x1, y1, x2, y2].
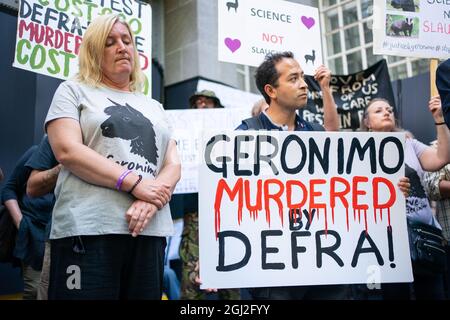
[224, 38, 241, 53]
[301, 16, 315, 29]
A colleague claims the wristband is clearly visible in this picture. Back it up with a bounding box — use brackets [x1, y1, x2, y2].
[116, 170, 132, 191]
[128, 175, 143, 194]
[435, 122, 446, 126]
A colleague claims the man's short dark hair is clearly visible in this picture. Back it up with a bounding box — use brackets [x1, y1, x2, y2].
[255, 51, 294, 104]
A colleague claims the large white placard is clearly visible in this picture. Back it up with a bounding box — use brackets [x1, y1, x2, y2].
[199, 131, 413, 288]
[373, 0, 450, 59]
[218, 0, 323, 75]
[13, 0, 153, 95]
[167, 108, 250, 194]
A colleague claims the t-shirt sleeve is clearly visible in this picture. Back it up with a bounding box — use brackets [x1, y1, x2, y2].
[44, 81, 80, 131]
[409, 138, 428, 159]
[25, 136, 58, 171]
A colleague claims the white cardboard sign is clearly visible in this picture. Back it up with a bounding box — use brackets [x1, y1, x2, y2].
[373, 0, 450, 59]
[218, 0, 323, 75]
[167, 108, 250, 194]
[199, 131, 413, 289]
[14, 0, 153, 95]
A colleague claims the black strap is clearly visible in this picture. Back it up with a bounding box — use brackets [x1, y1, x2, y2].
[242, 116, 264, 130]
[309, 122, 325, 131]
[242, 115, 325, 131]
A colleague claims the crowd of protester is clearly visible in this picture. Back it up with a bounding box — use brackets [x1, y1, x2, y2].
[1, 13, 450, 300]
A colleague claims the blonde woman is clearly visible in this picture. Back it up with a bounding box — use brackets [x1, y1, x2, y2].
[45, 14, 180, 299]
[361, 96, 450, 299]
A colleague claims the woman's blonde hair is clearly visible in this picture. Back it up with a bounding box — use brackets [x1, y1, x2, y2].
[76, 14, 145, 92]
[360, 98, 400, 132]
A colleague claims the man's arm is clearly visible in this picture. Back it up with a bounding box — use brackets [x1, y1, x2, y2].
[314, 65, 340, 131]
[438, 180, 450, 198]
[436, 59, 450, 129]
[418, 97, 450, 171]
[25, 135, 60, 197]
[423, 169, 445, 201]
[26, 164, 62, 197]
[1, 146, 36, 228]
[4, 199, 22, 229]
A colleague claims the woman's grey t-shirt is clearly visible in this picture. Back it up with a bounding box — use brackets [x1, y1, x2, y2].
[45, 80, 174, 239]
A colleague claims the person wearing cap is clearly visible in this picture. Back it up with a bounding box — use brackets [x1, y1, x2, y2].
[436, 58, 450, 129]
[179, 89, 240, 300]
[189, 90, 223, 109]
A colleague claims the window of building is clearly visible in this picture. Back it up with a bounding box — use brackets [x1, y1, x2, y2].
[320, 0, 429, 79]
[236, 64, 261, 94]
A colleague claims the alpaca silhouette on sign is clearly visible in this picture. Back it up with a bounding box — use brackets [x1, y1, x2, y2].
[101, 99, 158, 165]
[226, 0, 239, 12]
[304, 49, 316, 65]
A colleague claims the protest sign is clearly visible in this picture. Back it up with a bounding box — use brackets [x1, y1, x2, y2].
[167, 108, 250, 194]
[373, 0, 450, 59]
[13, 0, 152, 94]
[199, 131, 412, 288]
[218, 0, 322, 75]
[301, 60, 396, 131]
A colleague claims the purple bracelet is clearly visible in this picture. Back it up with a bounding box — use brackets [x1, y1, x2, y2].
[116, 169, 133, 191]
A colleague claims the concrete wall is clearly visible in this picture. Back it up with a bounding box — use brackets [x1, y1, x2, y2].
[164, 0, 199, 85]
[164, 0, 241, 87]
[149, 0, 165, 65]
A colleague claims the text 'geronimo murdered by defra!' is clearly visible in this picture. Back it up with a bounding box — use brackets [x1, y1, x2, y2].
[199, 131, 413, 289]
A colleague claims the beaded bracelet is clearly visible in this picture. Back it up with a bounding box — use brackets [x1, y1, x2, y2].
[116, 170, 133, 191]
[128, 175, 143, 194]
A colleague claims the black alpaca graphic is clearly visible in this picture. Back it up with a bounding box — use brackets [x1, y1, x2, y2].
[226, 0, 239, 12]
[101, 99, 158, 166]
[405, 164, 426, 198]
[304, 49, 315, 65]
[405, 164, 429, 215]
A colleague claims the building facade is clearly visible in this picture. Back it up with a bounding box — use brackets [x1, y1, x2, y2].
[156, 0, 429, 100]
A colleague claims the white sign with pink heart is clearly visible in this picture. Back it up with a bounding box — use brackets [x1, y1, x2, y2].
[218, 0, 323, 75]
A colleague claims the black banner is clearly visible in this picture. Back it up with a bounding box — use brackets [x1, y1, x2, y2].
[300, 59, 395, 131]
